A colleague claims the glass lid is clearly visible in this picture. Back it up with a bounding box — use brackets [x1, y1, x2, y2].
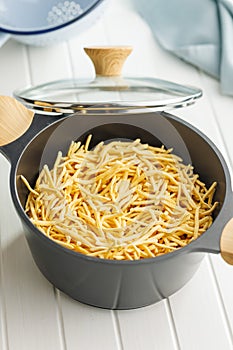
[14, 47, 202, 115]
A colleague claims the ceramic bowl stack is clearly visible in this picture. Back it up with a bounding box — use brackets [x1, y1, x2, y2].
[0, 0, 108, 46]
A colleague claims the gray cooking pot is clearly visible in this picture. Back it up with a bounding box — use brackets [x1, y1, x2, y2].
[1, 109, 233, 310]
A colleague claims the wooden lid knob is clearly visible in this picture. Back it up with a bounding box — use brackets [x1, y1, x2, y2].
[84, 46, 133, 77]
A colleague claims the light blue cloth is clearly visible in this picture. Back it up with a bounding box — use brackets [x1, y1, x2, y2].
[133, 0, 233, 96]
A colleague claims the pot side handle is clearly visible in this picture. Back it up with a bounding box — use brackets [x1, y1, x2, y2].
[220, 218, 233, 265]
[0, 111, 64, 165]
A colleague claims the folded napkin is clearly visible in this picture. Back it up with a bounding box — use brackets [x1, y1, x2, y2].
[133, 0, 233, 96]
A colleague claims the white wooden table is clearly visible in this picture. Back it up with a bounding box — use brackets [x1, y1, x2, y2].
[1, 1, 233, 349]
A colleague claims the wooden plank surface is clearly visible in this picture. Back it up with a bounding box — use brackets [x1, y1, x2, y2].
[0, 159, 64, 350]
[59, 293, 119, 350]
[0, 0, 233, 349]
[169, 257, 233, 350]
[116, 300, 180, 350]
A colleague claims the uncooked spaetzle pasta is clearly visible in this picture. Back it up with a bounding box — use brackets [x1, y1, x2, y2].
[21, 136, 218, 260]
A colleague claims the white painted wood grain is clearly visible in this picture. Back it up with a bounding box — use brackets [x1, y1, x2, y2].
[58, 292, 119, 350]
[169, 257, 233, 350]
[0, 224, 8, 350]
[0, 156, 64, 350]
[27, 42, 73, 85]
[116, 300, 179, 350]
[0, 40, 30, 95]
[210, 255, 233, 338]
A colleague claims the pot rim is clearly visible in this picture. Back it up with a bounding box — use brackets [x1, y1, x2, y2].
[10, 111, 232, 265]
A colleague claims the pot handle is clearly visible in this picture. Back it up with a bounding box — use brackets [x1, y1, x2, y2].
[0, 95, 68, 164]
[0, 111, 65, 166]
[220, 218, 233, 265]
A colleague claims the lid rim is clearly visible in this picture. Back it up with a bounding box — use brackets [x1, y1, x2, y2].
[13, 77, 202, 114]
